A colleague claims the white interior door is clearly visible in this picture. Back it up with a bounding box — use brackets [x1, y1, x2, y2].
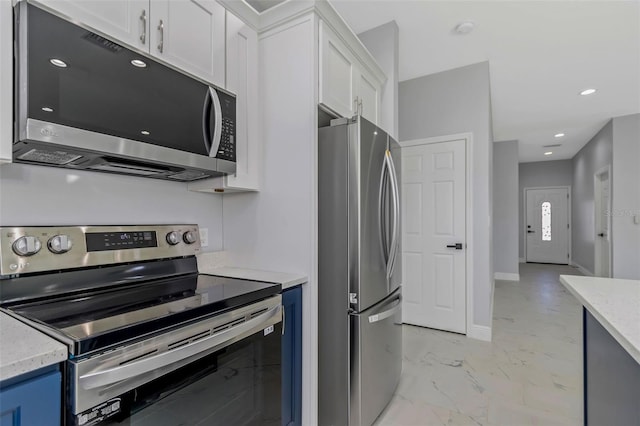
[402, 139, 466, 334]
[594, 169, 611, 277]
[525, 188, 570, 264]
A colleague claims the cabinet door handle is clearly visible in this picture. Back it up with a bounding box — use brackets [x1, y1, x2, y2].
[281, 304, 286, 335]
[139, 10, 146, 44]
[359, 99, 363, 116]
[157, 19, 164, 53]
[354, 96, 359, 115]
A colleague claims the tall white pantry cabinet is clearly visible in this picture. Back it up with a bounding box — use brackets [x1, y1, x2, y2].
[218, 1, 386, 424]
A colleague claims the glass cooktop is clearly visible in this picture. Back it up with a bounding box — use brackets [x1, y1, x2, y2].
[7, 274, 280, 356]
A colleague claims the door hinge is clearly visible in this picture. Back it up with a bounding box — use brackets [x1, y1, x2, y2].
[567, 223, 570, 229]
[349, 293, 358, 304]
[567, 253, 570, 258]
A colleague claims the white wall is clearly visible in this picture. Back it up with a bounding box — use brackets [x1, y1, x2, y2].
[221, 15, 318, 425]
[572, 121, 613, 274]
[358, 21, 399, 140]
[493, 140, 519, 278]
[0, 163, 224, 250]
[399, 62, 494, 333]
[612, 113, 640, 279]
[518, 160, 573, 259]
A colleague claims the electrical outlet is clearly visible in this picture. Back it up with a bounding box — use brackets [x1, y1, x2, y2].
[199, 228, 209, 247]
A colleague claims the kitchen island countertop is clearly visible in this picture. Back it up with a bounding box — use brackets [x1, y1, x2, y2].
[0, 312, 67, 382]
[559, 274, 640, 364]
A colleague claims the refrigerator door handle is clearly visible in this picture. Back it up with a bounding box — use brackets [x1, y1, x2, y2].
[385, 150, 400, 279]
[368, 295, 402, 323]
[378, 156, 390, 265]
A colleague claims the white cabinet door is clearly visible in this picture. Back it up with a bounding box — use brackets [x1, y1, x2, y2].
[150, 0, 225, 87]
[319, 20, 356, 118]
[355, 66, 379, 125]
[35, 0, 149, 51]
[188, 11, 259, 193]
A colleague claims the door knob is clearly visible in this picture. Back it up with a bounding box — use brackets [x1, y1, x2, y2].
[598, 232, 605, 237]
[446, 243, 463, 250]
[527, 230, 535, 234]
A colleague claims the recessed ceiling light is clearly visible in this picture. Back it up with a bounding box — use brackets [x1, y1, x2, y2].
[580, 88, 597, 96]
[49, 58, 68, 68]
[131, 59, 147, 68]
[454, 22, 475, 34]
[554, 133, 565, 138]
[41, 107, 54, 112]
[544, 151, 553, 156]
[141, 130, 150, 135]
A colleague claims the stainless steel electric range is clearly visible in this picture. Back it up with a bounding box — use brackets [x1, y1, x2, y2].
[0, 225, 282, 426]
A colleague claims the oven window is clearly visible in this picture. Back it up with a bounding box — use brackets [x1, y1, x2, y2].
[101, 324, 281, 426]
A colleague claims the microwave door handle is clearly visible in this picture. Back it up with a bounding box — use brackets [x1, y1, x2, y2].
[79, 305, 281, 390]
[209, 87, 223, 158]
[201, 87, 223, 158]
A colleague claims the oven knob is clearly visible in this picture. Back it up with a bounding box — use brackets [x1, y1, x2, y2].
[12, 236, 42, 257]
[47, 235, 72, 254]
[182, 231, 197, 244]
[166, 231, 181, 245]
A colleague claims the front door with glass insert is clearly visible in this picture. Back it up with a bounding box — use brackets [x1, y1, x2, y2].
[525, 187, 570, 264]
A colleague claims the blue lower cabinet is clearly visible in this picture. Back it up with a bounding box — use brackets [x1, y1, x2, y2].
[282, 286, 302, 426]
[0, 368, 61, 426]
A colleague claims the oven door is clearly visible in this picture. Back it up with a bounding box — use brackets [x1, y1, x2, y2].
[68, 297, 281, 426]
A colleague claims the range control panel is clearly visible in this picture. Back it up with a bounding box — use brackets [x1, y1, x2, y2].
[0, 225, 201, 276]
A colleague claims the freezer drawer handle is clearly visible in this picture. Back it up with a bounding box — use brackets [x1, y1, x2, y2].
[79, 304, 281, 390]
[368, 297, 401, 323]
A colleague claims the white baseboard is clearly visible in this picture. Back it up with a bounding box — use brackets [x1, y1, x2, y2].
[519, 257, 526, 263]
[494, 272, 520, 281]
[467, 324, 492, 342]
[570, 261, 594, 276]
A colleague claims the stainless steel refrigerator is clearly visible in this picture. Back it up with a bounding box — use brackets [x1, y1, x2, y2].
[318, 116, 402, 426]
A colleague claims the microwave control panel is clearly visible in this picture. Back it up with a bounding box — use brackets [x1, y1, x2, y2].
[216, 90, 236, 163]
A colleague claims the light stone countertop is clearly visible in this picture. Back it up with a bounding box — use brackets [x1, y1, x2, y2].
[197, 252, 307, 290]
[0, 312, 67, 382]
[559, 274, 640, 364]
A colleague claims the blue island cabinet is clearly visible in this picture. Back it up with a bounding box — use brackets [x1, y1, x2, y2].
[282, 285, 302, 426]
[0, 366, 61, 426]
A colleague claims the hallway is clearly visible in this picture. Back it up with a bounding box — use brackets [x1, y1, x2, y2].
[375, 263, 583, 425]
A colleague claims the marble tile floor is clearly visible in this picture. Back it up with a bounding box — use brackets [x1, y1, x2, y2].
[374, 263, 584, 426]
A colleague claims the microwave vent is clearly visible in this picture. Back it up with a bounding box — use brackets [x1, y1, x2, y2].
[167, 171, 210, 181]
[82, 32, 124, 53]
[17, 148, 82, 165]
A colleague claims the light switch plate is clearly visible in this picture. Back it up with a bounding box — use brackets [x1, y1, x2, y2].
[199, 228, 209, 247]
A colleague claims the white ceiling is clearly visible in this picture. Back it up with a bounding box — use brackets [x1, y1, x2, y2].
[331, 0, 640, 162]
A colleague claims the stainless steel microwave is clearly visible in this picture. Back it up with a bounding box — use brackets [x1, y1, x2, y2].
[13, 2, 236, 182]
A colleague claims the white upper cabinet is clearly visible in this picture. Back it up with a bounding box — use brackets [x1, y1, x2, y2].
[149, 0, 225, 88]
[188, 11, 259, 193]
[319, 20, 381, 125]
[35, 0, 150, 52]
[355, 67, 379, 124]
[319, 20, 355, 118]
[36, 0, 225, 87]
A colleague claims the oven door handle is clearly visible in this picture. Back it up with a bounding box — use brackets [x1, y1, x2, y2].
[79, 304, 281, 390]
